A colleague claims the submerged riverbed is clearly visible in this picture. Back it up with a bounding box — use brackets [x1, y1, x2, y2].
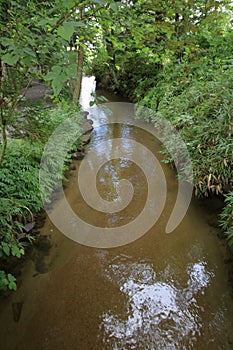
[0, 77, 233, 349]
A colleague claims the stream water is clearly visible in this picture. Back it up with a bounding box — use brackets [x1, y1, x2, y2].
[0, 77, 233, 350]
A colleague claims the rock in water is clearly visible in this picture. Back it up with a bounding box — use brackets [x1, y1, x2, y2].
[81, 121, 94, 134]
[69, 163, 76, 170]
[86, 118, 94, 125]
[12, 302, 23, 322]
[72, 151, 85, 160]
[80, 111, 89, 119]
[82, 134, 91, 145]
[24, 221, 35, 233]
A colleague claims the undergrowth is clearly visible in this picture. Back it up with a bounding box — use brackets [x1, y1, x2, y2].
[0, 106, 83, 291]
[137, 59, 232, 245]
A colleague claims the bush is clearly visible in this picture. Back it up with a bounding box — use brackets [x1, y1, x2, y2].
[139, 60, 233, 197]
[137, 56, 232, 246]
[0, 106, 83, 291]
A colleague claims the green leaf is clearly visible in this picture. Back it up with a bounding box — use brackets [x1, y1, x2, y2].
[1, 242, 10, 256]
[75, 22, 86, 28]
[110, 2, 122, 11]
[67, 50, 77, 63]
[57, 22, 75, 41]
[7, 273, 16, 283]
[37, 19, 49, 27]
[44, 66, 62, 81]
[97, 95, 108, 102]
[21, 55, 36, 66]
[0, 271, 8, 291]
[64, 63, 77, 78]
[0, 37, 14, 47]
[92, 0, 107, 4]
[58, 0, 76, 10]
[7, 274, 17, 290]
[51, 74, 68, 96]
[23, 48, 36, 57]
[11, 244, 24, 258]
[2, 53, 20, 66]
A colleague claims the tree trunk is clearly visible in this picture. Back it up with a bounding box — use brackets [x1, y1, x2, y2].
[72, 44, 84, 105]
[72, 6, 84, 106]
[0, 60, 7, 166]
[0, 113, 7, 166]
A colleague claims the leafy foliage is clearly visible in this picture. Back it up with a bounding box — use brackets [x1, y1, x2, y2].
[0, 106, 83, 291]
[138, 59, 233, 197]
[220, 193, 233, 246]
[0, 271, 16, 291]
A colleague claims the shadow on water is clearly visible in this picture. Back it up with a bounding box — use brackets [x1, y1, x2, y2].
[0, 76, 233, 350]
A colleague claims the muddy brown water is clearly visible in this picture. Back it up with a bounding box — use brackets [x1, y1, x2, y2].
[0, 77, 233, 349]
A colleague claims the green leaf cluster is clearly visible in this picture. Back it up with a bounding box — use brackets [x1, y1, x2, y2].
[0, 271, 16, 291]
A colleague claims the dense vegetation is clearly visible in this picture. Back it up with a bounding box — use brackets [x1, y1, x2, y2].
[0, 106, 82, 290]
[0, 0, 232, 290]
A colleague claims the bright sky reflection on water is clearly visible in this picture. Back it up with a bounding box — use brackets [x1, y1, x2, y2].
[98, 257, 214, 349]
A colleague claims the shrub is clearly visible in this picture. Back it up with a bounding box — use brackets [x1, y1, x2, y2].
[139, 60, 233, 197]
[137, 57, 232, 247]
[0, 106, 83, 291]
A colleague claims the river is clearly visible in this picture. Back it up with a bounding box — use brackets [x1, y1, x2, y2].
[0, 76, 233, 350]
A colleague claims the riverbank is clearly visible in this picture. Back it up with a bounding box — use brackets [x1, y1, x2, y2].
[0, 80, 94, 292]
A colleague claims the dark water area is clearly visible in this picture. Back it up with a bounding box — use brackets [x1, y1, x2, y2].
[0, 77, 233, 350]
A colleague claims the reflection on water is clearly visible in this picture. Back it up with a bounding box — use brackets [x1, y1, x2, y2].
[97, 252, 216, 349]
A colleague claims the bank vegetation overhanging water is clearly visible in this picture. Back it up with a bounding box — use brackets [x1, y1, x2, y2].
[0, 0, 232, 291]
